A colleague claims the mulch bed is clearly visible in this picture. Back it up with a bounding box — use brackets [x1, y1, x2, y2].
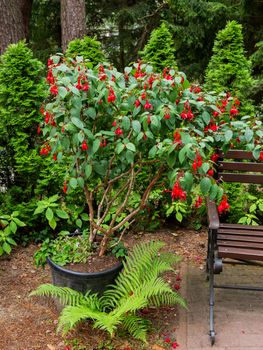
[0, 228, 207, 350]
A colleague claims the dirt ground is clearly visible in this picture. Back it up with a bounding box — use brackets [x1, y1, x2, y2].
[0, 228, 207, 350]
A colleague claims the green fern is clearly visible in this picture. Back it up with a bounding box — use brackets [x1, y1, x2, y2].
[30, 241, 186, 342]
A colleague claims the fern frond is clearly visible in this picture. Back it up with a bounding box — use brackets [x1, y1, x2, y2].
[58, 305, 103, 335]
[150, 291, 187, 308]
[102, 241, 166, 308]
[30, 284, 86, 306]
[122, 315, 150, 342]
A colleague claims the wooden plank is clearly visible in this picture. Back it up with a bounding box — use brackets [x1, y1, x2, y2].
[218, 228, 263, 236]
[218, 161, 263, 172]
[218, 173, 263, 184]
[218, 246, 263, 261]
[218, 234, 263, 243]
[217, 240, 263, 250]
[218, 150, 254, 160]
[220, 223, 263, 231]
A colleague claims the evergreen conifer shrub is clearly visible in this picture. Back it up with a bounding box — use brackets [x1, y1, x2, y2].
[205, 21, 253, 104]
[65, 36, 106, 67]
[140, 22, 177, 72]
[0, 40, 47, 191]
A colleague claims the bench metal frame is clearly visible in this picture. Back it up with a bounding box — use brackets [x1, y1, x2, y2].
[206, 150, 263, 345]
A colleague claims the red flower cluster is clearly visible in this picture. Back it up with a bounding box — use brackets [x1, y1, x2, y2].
[218, 196, 230, 214]
[47, 69, 55, 85]
[107, 87, 116, 103]
[194, 196, 203, 208]
[50, 85, 58, 96]
[190, 85, 201, 93]
[40, 144, 51, 156]
[100, 139, 107, 148]
[163, 336, 179, 348]
[192, 153, 202, 171]
[115, 126, 123, 136]
[81, 140, 88, 151]
[76, 76, 89, 91]
[204, 121, 218, 132]
[211, 153, 219, 163]
[173, 131, 182, 145]
[260, 152, 263, 161]
[180, 102, 194, 120]
[134, 63, 146, 79]
[99, 65, 107, 81]
[144, 100, 152, 109]
[230, 105, 239, 115]
[171, 182, 186, 201]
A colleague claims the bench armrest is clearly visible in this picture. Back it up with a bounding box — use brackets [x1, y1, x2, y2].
[206, 198, 220, 231]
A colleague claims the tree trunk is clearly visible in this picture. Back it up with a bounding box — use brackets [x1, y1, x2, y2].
[0, 0, 33, 54]
[61, 0, 86, 52]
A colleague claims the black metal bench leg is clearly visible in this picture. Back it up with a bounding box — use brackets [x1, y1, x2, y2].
[209, 240, 216, 346]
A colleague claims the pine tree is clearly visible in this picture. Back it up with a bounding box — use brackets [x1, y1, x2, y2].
[205, 21, 253, 99]
[140, 22, 177, 72]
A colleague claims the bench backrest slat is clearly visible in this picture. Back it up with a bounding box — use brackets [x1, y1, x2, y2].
[216, 150, 263, 184]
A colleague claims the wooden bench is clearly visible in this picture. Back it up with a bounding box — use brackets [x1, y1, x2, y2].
[206, 150, 263, 345]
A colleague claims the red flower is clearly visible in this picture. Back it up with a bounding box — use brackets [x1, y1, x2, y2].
[207, 169, 214, 177]
[172, 341, 179, 348]
[47, 69, 54, 84]
[135, 99, 140, 108]
[230, 106, 238, 115]
[171, 182, 186, 201]
[81, 140, 88, 151]
[63, 181, 67, 194]
[213, 111, 219, 117]
[37, 125, 41, 135]
[211, 153, 219, 162]
[112, 120, 117, 127]
[218, 196, 230, 214]
[176, 274, 182, 282]
[115, 127, 123, 136]
[50, 85, 58, 95]
[82, 83, 89, 91]
[53, 154, 57, 161]
[108, 88, 116, 103]
[164, 113, 171, 120]
[141, 92, 146, 100]
[173, 131, 182, 144]
[47, 59, 53, 67]
[174, 284, 180, 291]
[194, 196, 203, 208]
[147, 115, 151, 124]
[144, 100, 152, 109]
[259, 152, 263, 161]
[76, 77, 83, 90]
[164, 337, 171, 343]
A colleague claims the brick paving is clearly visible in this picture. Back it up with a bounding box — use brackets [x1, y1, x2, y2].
[176, 261, 263, 349]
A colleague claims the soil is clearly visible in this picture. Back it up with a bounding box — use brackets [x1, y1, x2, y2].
[64, 255, 121, 273]
[0, 227, 207, 350]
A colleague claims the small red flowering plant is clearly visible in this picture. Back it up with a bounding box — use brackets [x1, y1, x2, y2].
[39, 55, 262, 257]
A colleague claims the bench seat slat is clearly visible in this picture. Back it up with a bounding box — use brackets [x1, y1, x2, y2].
[217, 240, 263, 250]
[220, 223, 263, 231]
[218, 246, 263, 261]
[218, 228, 263, 237]
[218, 150, 255, 159]
[217, 234, 263, 243]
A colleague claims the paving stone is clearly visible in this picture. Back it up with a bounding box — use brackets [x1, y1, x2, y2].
[176, 262, 263, 349]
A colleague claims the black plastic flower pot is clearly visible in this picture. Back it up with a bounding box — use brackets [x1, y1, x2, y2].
[47, 256, 123, 295]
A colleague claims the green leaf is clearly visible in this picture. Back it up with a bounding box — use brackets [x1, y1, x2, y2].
[116, 143, 125, 154]
[200, 177, 212, 195]
[77, 177, 84, 188]
[92, 139, 101, 154]
[49, 217, 57, 230]
[126, 150, 134, 164]
[46, 207, 54, 221]
[6, 237, 17, 246]
[149, 145, 157, 158]
[80, 213, 89, 221]
[56, 209, 69, 219]
[132, 120, 141, 133]
[183, 172, 193, 192]
[9, 221, 17, 234]
[34, 206, 45, 215]
[58, 86, 68, 99]
[85, 107, 96, 119]
[209, 184, 218, 200]
[176, 212, 183, 222]
[225, 130, 233, 142]
[122, 116, 130, 131]
[202, 111, 210, 125]
[179, 146, 187, 164]
[71, 117, 84, 129]
[244, 128, 253, 142]
[126, 143, 136, 152]
[13, 218, 26, 227]
[76, 219, 82, 228]
[3, 242, 11, 254]
[69, 178, 78, 189]
[200, 163, 210, 174]
[85, 163, 92, 178]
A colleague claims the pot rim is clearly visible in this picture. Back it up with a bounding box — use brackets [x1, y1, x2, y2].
[46, 256, 123, 278]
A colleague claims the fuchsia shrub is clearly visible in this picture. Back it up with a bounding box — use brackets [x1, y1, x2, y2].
[38, 55, 262, 255]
